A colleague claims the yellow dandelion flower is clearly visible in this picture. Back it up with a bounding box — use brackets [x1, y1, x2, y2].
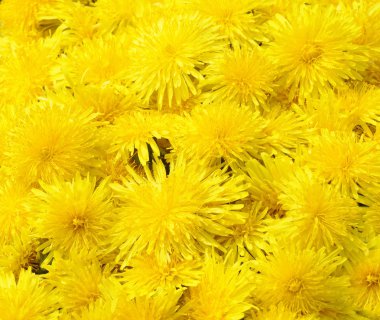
[0, 180, 32, 243]
[251, 0, 310, 25]
[71, 299, 115, 320]
[361, 188, 380, 237]
[111, 156, 249, 267]
[0, 0, 56, 40]
[31, 174, 115, 259]
[59, 33, 130, 87]
[183, 252, 253, 320]
[127, 12, 223, 108]
[260, 104, 312, 156]
[73, 83, 138, 123]
[351, 0, 380, 50]
[98, 153, 132, 184]
[108, 111, 172, 166]
[0, 37, 60, 105]
[121, 254, 202, 297]
[332, 84, 380, 131]
[303, 93, 356, 133]
[201, 45, 276, 107]
[0, 104, 22, 164]
[5, 102, 100, 184]
[0, 268, 59, 320]
[45, 254, 116, 313]
[273, 168, 363, 251]
[253, 244, 349, 315]
[305, 130, 380, 197]
[154, 87, 203, 113]
[221, 201, 271, 259]
[41, 0, 100, 45]
[348, 241, 380, 317]
[268, 4, 368, 102]
[366, 62, 380, 87]
[114, 289, 183, 320]
[250, 303, 300, 320]
[0, 108, 14, 166]
[235, 153, 295, 217]
[171, 103, 265, 164]
[0, 230, 40, 276]
[95, 0, 154, 33]
[303, 84, 380, 136]
[188, 0, 266, 46]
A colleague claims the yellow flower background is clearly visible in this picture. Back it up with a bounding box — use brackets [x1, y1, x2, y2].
[0, 0, 380, 319]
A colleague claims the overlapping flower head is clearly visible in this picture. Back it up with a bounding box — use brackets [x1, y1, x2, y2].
[1, 0, 380, 319]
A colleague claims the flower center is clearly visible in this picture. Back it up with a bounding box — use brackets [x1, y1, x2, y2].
[366, 273, 380, 287]
[300, 43, 323, 64]
[288, 278, 303, 293]
[39, 147, 55, 162]
[221, 10, 233, 24]
[165, 44, 177, 57]
[233, 77, 251, 92]
[72, 217, 87, 230]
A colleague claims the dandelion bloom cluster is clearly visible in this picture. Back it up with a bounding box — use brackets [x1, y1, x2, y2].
[1, 0, 380, 319]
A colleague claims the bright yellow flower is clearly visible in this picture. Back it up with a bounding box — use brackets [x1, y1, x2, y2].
[0, 37, 60, 105]
[221, 201, 271, 259]
[110, 156, 249, 267]
[0, 180, 32, 244]
[59, 33, 130, 87]
[95, 0, 155, 33]
[303, 93, 356, 134]
[98, 153, 133, 184]
[268, 4, 368, 102]
[121, 254, 202, 297]
[201, 45, 276, 107]
[73, 83, 138, 123]
[0, 268, 60, 320]
[39, 0, 100, 45]
[0, 0, 57, 40]
[114, 289, 184, 320]
[31, 174, 115, 260]
[303, 83, 380, 135]
[5, 102, 100, 184]
[254, 244, 349, 315]
[0, 231, 40, 276]
[108, 111, 173, 166]
[250, 304, 300, 320]
[188, 0, 266, 46]
[360, 186, 380, 237]
[348, 241, 380, 317]
[351, 0, 380, 50]
[235, 153, 295, 217]
[127, 12, 223, 108]
[305, 130, 380, 197]
[274, 168, 363, 251]
[260, 104, 312, 156]
[332, 84, 380, 130]
[171, 103, 265, 164]
[71, 299, 116, 320]
[0, 105, 19, 166]
[45, 254, 117, 313]
[183, 252, 253, 320]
